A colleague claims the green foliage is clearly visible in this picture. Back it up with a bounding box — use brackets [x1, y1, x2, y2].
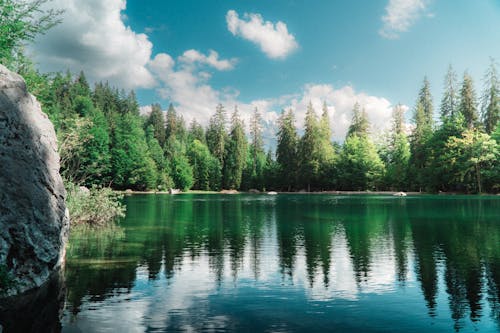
[66, 183, 126, 228]
[145, 103, 166, 147]
[385, 105, 410, 190]
[111, 113, 158, 190]
[440, 129, 498, 193]
[188, 139, 221, 191]
[9, 32, 498, 195]
[170, 153, 193, 191]
[188, 119, 206, 143]
[276, 109, 299, 190]
[338, 134, 385, 191]
[298, 102, 322, 191]
[346, 102, 369, 138]
[223, 107, 247, 189]
[459, 73, 479, 129]
[206, 103, 228, 166]
[418, 77, 434, 128]
[441, 65, 458, 121]
[481, 59, 500, 134]
[0, 0, 62, 68]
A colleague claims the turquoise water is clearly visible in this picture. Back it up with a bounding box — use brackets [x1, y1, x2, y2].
[60, 194, 499, 332]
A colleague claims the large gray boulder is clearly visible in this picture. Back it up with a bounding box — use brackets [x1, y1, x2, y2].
[0, 64, 69, 296]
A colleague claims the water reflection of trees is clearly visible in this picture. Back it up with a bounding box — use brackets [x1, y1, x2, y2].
[65, 195, 500, 330]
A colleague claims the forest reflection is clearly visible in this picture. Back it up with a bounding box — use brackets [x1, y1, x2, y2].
[65, 194, 500, 331]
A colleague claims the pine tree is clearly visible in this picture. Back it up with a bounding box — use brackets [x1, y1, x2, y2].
[338, 132, 385, 191]
[250, 107, 264, 176]
[459, 72, 479, 129]
[145, 103, 166, 147]
[318, 102, 336, 189]
[408, 78, 435, 191]
[188, 139, 220, 191]
[276, 109, 299, 191]
[386, 104, 410, 190]
[206, 104, 228, 165]
[409, 101, 432, 191]
[188, 119, 206, 143]
[481, 59, 500, 134]
[347, 102, 369, 138]
[72, 71, 91, 98]
[165, 103, 178, 139]
[440, 65, 458, 121]
[298, 102, 322, 191]
[223, 107, 247, 189]
[418, 77, 434, 128]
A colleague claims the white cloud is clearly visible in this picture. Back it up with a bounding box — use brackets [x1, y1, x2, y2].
[379, 0, 430, 39]
[179, 49, 237, 71]
[31, 0, 155, 89]
[226, 10, 298, 59]
[148, 54, 397, 145]
[149, 52, 231, 126]
[279, 84, 396, 141]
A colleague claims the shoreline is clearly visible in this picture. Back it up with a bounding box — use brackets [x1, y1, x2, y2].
[117, 190, 499, 196]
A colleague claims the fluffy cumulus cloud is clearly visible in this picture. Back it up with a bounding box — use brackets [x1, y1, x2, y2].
[31, 0, 155, 89]
[149, 52, 226, 126]
[226, 10, 298, 59]
[379, 0, 431, 39]
[179, 50, 237, 71]
[149, 53, 397, 146]
[278, 84, 396, 141]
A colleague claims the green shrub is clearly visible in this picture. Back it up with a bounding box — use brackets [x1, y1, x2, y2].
[66, 183, 126, 227]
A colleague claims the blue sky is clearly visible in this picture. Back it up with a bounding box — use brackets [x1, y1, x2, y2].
[32, 0, 500, 141]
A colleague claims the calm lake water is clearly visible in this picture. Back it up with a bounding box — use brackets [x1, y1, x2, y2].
[59, 194, 499, 332]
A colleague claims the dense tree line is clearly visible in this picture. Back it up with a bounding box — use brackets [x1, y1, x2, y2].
[15, 63, 499, 194]
[1, 0, 498, 193]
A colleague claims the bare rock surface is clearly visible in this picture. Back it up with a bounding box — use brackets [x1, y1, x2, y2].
[0, 64, 69, 296]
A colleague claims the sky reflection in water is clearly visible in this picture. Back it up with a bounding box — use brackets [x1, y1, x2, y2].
[61, 194, 500, 332]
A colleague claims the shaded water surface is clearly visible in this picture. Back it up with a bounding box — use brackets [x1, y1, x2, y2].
[11, 194, 500, 332]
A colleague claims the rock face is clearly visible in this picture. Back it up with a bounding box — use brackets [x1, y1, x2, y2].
[0, 64, 69, 296]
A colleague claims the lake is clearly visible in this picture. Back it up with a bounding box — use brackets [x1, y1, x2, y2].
[17, 194, 500, 332]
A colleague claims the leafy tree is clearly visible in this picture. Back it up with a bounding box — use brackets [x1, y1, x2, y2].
[110, 113, 158, 190]
[170, 153, 193, 191]
[481, 59, 500, 134]
[459, 72, 479, 129]
[338, 134, 385, 191]
[0, 0, 62, 67]
[441, 129, 498, 193]
[188, 139, 221, 191]
[276, 109, 299, 190]
[79, 108, 112, 186]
